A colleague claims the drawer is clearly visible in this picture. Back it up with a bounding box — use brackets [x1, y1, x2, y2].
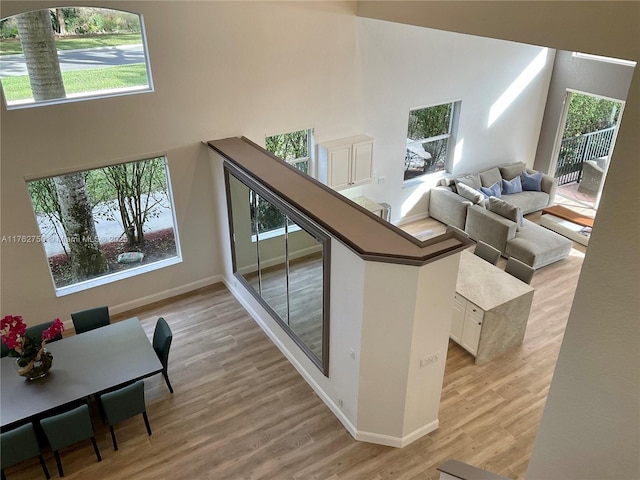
[453, 292, 466, 305]
[466, 302, 484, 321]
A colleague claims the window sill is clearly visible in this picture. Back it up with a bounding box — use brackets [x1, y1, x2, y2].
[403, 170, 448, 189]
[53, 255, 182, 297]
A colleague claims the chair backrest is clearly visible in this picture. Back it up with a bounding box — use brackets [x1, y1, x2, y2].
[1, 341, 9, 358]
[101, 380, 146, 426]
[71, 306, 110, 334]
[40, 404, 95, 450]
[0, 423, 42, 470]
[474, 241, 501, 265]
[27, 320, 63, 344]
[153, 317, 172, 370]
[505, 257, 535, 285]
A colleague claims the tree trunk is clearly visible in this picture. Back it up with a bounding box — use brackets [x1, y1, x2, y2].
[15, 10, 65, 101]
[54, 173, 109, 281]
[55, 8, 67, 36]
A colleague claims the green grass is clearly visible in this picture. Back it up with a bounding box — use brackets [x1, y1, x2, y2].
[0, 33, 142, 55]
[1, 64, 149, 101]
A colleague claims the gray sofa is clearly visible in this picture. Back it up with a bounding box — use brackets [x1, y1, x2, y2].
[429, 162, 572, 269]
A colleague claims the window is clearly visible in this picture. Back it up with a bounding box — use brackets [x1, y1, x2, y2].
[265, 129, 313, 175]
[26, 156, 180, 295]
[404, 102, 460, 181]
[0, 7, 152, 109]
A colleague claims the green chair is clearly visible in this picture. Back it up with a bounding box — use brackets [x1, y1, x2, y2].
[100, 380, 152, 451]
[26, 321, 63, 344]
[71, 306, 110, 334]
[1, 342, 9, 358]
[39, 404, 102, 477]
[153, 317, 173, 393]
[1, 423, 50, 480]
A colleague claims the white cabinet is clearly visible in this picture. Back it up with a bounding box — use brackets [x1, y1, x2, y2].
[450, 293, 484, 356]
[318, 135, 374, 189]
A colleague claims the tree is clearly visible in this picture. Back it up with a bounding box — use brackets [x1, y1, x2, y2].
[55, 8, 68, 36]
[564, 93, 621, 138]
[17, 10, 108, 280]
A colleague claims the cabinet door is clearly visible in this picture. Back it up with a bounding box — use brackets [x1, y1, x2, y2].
[350, 141, 373, 186]
[461, 305, 483, 356]
[450, 295, 465, 343]
[328, 146, 351, 189]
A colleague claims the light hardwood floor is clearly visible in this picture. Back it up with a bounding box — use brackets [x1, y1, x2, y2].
[6, 215, 586, 480]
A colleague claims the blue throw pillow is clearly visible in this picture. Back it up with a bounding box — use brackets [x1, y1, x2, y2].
[480, 181, 501, 199]
[521, 170, 543, 191]
[502, 176, 523, 194]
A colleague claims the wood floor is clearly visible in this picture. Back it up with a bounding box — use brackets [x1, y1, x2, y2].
[6, 215, 586, 480]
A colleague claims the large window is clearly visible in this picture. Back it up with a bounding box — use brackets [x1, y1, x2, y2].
[405, 102, 460, 181]
[265, 129, 313, 175]
[26, 156, 180, 295]
[0, 7, 152, 109]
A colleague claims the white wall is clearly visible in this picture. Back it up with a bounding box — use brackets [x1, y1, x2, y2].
[1, 0, 363, 322]
[344, 18, 554, 224]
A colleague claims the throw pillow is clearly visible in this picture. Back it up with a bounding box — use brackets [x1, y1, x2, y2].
[521, 170, 543, 191]
[488, 196, 523, 226]
[502, 175, 523, 194]
[499, 162, 526, 180]
[479, 167, 502, 188]
[454, 173, 482, 191]
[480, 181, 501, 199]
[456, 181, 485, 204]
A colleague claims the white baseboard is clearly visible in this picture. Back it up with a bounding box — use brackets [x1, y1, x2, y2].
[396, 212, 430, 227]
[111, 275, 222, 315]
[356, 419, 439, 448]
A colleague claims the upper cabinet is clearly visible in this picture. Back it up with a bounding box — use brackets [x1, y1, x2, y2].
[318, 135, 374, 190]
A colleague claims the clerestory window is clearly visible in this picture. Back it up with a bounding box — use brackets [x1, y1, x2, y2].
[404, 101, 461, 181]
[0, 7, 152, 109]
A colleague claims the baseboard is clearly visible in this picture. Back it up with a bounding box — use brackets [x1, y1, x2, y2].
[111, 275, 222, 315]
[222, 276, 359, 441]
[396, 212, 429, 227]
[356, 419, 439, 448]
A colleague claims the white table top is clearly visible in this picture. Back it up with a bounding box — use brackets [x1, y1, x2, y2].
[1, 317, 162, 429]
[457, 250, 534, 311]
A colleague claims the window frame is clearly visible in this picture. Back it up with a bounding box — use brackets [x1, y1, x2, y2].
[25, 154, 181, 296]
[404, 101, 461, 184]
[1, 7, 154, 110]
[265, 128, 315, 177]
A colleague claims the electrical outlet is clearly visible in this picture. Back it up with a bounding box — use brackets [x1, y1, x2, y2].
[420, 354, 439, 368]
[349, 348, 356, 360]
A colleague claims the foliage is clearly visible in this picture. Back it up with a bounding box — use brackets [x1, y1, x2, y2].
[407, 104, 452, 141]
[265, 130, 309, 162]
[2, 64, 148, 101]
[405, 104, 453, 179]
[564, 93, 621, 138]
[252, 194, 286, 234]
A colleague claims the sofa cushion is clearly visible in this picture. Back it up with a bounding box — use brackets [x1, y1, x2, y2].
[499, 162, 527, 180]
[456, 182, 485, 204]
[521, 170, 543, 191]
[506, 219, 572, 269]
[480, 181, 501, 199]
[455, 173, 482, 191]
[488, 196, 522, 226]
[479, 167, 502, 188]
[503, 191, 550, 214]
[502, 175, 523, 194]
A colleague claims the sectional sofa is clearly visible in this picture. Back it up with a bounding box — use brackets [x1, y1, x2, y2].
[429, 162, 572, 269]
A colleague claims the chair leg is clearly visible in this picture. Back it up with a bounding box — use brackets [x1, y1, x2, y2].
[163, 371, 174, 393]
[38, 454, 51, 479]
[109, 425, 118, 451]
[142, 411, 152, 436]
[90, 436, 102, 462]
[53, 450, 64, 477]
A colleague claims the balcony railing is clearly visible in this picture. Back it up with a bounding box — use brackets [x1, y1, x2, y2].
[554, 126, 615, 186]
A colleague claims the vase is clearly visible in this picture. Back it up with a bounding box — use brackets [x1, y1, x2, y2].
[16, 349, 53, 380]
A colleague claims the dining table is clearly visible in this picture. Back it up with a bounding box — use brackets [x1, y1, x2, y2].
[1, 317, 163, 431]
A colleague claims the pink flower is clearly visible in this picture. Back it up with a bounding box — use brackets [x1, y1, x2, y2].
[42, 318, 64, 341]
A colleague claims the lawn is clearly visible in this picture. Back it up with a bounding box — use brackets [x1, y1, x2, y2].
[1, 64, 149, 101]
[0, 33, 143, 55]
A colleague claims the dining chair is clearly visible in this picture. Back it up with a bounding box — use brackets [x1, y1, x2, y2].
[1, 342, 9, 358]
[1, 423, 51, 480]
[99, 380, 152, 451]
[153, 317, 174, 393]
[505, 257, 535, 285]
[39, 404, 102, 477]
[71, 306, 110, 334]
[474, 241, 501, 265]
[26, 321, 63, 344]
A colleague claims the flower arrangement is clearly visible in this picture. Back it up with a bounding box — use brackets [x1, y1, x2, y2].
[1, 315, 64, 379]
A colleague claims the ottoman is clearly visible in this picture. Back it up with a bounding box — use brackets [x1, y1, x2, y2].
[505, 219, 572, 269]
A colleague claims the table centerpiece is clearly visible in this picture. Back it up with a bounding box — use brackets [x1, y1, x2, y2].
[1, 315, 64, 380]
